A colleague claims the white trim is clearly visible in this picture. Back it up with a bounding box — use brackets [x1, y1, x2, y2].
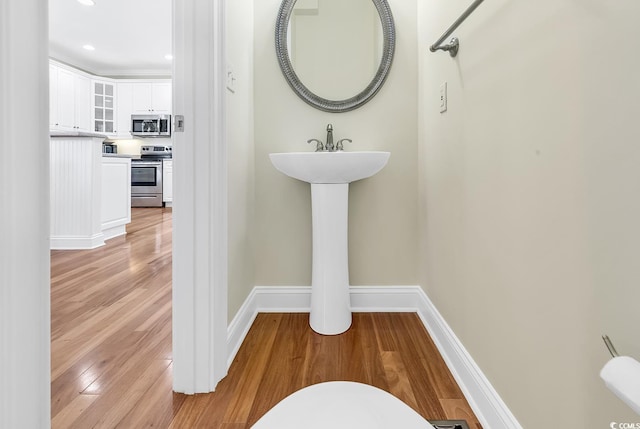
[414, 289, 523, 429]
[1, 0, 51, 427]
[171, 0, 228, 394]
[227, 286, 521, 429]
[101, 224, 127, 241]
[50, 233, 105, 250]
[226, 286, 309, 367]
[226, 288, 259, 367]
[350, 286, 427, 312]
[254, 286, 312, 312]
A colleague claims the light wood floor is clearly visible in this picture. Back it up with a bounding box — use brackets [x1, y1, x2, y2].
[51, 208, 481, 428]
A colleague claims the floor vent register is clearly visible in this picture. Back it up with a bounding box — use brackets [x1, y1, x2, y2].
[429, 420, 470, 429]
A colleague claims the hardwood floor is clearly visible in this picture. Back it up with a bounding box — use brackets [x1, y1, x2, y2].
[51, 208, 175, 428]
[51, 208, 481, 428]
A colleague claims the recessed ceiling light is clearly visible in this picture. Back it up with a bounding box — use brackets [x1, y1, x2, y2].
[83, 44, 95, 51]
[77, 0, 95, 5]
[165, 54, 173, 60]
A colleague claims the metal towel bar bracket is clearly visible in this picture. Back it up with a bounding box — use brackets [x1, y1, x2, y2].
[603, 335, 620, 358]
[430, 0, 484, 58]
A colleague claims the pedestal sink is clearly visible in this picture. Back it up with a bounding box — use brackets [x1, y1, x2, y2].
[269, 151, 390, 335]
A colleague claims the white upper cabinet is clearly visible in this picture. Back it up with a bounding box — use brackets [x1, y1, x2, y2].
[115, 83, 134, 138]
[49, 64, 59, 129]
[116, 81, 170, 138]
[75, 76, 91, 131]
[55, 68, 75, 129]
[132, 82, 172, 114]
[92, 81, 115, 135]
[49, 61, 171, 135]
[50, 65, 91, 132]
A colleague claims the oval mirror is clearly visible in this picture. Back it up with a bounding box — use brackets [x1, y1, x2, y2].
[275, 0, 395, 113]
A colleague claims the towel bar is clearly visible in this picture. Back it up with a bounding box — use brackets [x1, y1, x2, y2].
[430, 0, 484, 58]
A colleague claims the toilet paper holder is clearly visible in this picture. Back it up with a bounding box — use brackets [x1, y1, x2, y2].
[600, 336, 640, 415]
[603, 334, 620, 357]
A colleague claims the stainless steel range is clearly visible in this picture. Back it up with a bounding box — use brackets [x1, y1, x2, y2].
[131, 145, 172, 207]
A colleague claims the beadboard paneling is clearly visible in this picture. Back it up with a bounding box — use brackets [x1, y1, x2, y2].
[50, 137, 104, 249]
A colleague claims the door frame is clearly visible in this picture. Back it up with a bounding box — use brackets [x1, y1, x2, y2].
[171, 0, 229, 393]
[1, 0, 51, 427]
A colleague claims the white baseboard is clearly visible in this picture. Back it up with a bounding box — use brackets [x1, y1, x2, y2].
[50, 233, 105, 250]
[226, 286, 309, 367]
[227, 285, 521, 429]
[102, 224, 127, 241]
[414, 289, 523, 429]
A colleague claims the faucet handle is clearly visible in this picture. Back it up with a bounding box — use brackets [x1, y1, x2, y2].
[307, 138, 324, 152]
[336, 138, 352, 151]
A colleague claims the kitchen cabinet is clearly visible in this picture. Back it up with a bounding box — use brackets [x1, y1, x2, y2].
[102, 157, 131, 240]
[49, 64, 59, 129]
[93, 80, 115, 135]
[50, 135, 132, 249]
[162, 159, 173, 206]
[50, 64, 91, 132]
[50, 61, 172, 137]
[132, 82, 172, 114]
[115, 83, 133, 137]
[50, 136, 104, 249]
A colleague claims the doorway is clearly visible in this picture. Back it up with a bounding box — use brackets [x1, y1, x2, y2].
[48, 3, 177, 422]
[47, 0, 229, 410]
[0, 0, 228, 425]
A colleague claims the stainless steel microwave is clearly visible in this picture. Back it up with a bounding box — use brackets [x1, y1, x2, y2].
[131, 114, 171, 137]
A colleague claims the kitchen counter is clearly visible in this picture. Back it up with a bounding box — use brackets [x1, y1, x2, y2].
[50, 130, 108, 138]
[102, 153, 136, 158]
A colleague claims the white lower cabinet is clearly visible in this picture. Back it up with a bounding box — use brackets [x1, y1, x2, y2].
[50, 136, 132, 249]
[102, 157, 132, 240]
[163, 159, 173, 205]
[50, 137, 104, 249]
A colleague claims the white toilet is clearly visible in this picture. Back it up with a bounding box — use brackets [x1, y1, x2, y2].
[252, 381, 436, 429]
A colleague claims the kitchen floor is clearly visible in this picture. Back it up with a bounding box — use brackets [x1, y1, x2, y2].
[51, 208, 481, 428]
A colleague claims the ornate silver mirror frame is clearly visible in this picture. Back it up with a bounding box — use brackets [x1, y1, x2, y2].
[275, 0, 396, 113]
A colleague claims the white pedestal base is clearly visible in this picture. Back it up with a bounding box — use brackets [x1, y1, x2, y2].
[309, 183, 351, 335]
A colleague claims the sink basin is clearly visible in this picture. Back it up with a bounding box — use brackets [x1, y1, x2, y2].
[269, 150, 390, 335]
[269, 151, 390, 184]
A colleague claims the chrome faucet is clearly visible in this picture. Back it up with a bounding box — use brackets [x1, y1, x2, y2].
[325, 124, 334, 152]
[307, 124, 351, 152]
[307, 138, 324, 152]
[336, 138, 352, 151]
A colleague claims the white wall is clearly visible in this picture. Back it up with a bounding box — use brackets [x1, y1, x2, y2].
[227, 0, 256, 322]
[254, 0, 418, 288]
[418, 0, 640, 426]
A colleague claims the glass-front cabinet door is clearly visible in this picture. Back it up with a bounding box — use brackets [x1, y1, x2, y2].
[93, 81, 115, 134]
